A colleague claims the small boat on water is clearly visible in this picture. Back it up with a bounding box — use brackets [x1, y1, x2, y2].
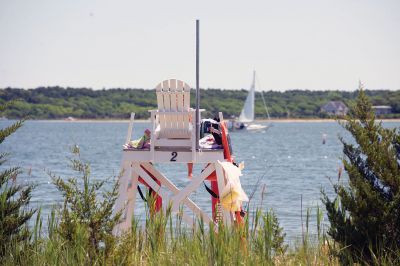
[229, 71, 272, 131]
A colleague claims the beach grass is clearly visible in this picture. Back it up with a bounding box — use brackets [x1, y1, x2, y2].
[1, 204, 343, 266]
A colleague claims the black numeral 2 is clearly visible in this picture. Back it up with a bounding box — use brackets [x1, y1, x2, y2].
[170, 151, 177, 162]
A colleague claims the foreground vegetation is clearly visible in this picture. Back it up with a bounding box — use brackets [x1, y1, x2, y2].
[1, 88, 400, 265]
[0, 102, 35, 257]
[2, 207, 336, 265]
[2, 86, 400, 119]
[322, 85, 400, 264]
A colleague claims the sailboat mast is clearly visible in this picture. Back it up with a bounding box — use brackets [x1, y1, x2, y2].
[255, 71, 272, 122]
[249, 70, 256, 120]
[251, 70, 256, 90]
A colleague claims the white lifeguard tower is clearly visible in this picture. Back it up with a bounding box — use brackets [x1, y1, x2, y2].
[113, 79, 240, 235]
[113, 21, 246, 236]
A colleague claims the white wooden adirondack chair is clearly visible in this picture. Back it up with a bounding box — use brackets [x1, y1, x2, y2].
[149, 79, 199, 160]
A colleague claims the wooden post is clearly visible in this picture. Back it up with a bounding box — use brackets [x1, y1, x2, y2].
[121, 168, 139, 232]
[218, 112, 224, 122]
[113, 161, 132, 236]
[125, 112, 135, 144]
[150, 110, 155, 162]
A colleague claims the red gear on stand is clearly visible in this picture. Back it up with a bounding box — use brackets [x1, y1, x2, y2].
[138, 166, 162, 213]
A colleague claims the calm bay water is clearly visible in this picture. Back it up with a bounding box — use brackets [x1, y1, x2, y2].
[2, 120, 399, 242]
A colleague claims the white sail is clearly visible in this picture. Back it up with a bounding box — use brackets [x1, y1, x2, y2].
[238, 71, 256, 123]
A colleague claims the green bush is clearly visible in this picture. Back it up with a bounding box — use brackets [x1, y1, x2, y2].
[50, 145, 121, 262]
[0, 102, 36, 257]
[323, 85, 400, 264]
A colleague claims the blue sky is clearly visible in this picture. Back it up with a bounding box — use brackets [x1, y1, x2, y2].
[0, 0, 399, 90]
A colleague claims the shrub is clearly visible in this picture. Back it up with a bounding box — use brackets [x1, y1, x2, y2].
[322, 84, 400, 264]
[50, 145, 121, 262]
[0, 102, 36, 257]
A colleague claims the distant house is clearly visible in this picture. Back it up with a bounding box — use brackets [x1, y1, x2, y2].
[320, 101, 348, 116]
[64, 116, 77, 121]
[373, 105, 392, 115]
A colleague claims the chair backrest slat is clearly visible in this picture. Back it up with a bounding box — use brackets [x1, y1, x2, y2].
[176, 80, 184, 131]
[156, 83, 166, 133]
[183, 83, 191, 131]
[162, 80, 171, 111]
[169, 79, 178, 131]
[176, 80, 184, 112]
[183, 83, 190, 111]
[156, 84, 164, 111]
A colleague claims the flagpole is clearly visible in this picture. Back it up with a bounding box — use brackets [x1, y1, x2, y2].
[195, 20, 200, 151]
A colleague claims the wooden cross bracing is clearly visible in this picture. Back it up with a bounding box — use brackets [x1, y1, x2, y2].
[113, 159, 233, 236]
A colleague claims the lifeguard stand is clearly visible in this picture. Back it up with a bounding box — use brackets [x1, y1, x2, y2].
[112, 79, 236, 236]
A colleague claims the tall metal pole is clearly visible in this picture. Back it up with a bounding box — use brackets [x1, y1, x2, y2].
[195, 20, 200, 150]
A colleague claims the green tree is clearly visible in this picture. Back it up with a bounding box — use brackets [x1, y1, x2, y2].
[322, 84, 400, 264]
[0, 102, 36, 256]
[2, 86, 400, 119]
[50, 145, 121, 261]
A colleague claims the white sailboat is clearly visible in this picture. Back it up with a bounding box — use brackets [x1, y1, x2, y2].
[233, 71, 271, 131]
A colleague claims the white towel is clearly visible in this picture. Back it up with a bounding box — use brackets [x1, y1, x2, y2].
[218, 161, 249, 212]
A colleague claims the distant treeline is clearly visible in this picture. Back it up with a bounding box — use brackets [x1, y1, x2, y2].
[1, 87, 400, 119]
